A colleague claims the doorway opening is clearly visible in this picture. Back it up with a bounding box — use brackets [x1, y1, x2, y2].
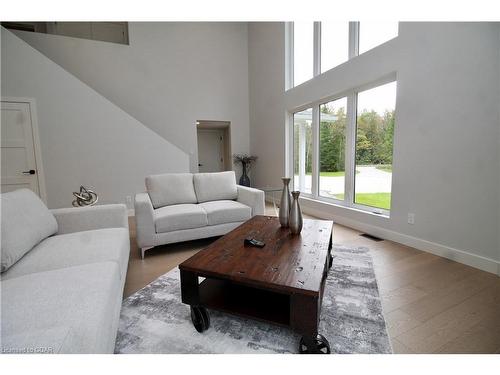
[196, 120, 231, 173]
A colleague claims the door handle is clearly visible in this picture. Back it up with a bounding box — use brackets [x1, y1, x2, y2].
[198, 163, 203, 167]
[22, 170, 36, 175]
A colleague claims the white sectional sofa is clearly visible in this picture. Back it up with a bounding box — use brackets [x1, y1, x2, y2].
[1, 189, 130, 354]
[134, 171, 265, 258]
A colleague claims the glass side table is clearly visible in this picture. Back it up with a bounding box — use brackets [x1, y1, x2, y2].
[255, 187, 283, 216]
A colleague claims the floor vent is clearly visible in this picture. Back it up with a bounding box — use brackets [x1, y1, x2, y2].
[360, 233, 384, 242]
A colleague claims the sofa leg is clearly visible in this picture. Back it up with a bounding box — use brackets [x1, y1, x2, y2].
[140, 246, 153, 260]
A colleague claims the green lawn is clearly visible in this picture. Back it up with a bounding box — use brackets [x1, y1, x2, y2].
[305, 170, 360, 177]
[333, 193, 391, 210]
[319, 171, 345, 177]
[375, 165, 393, 173]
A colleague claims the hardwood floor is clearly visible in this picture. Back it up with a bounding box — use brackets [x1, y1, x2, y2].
[124, 204, 500, 354]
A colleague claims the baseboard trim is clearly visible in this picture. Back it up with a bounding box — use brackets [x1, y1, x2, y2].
[300, 204, 500, 276]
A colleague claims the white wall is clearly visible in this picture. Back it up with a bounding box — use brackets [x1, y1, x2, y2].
[1, 28, 189, 208]
[248, 22, 500, 272]
[248, 23, 286, 189]
[13, 22, 251, 172]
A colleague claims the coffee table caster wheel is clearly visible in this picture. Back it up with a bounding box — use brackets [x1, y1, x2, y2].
[190, 306, 210, 333]
[299, 334, 331, 354]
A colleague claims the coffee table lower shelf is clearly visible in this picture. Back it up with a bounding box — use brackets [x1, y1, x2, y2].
[180, 269, 331, 354]
[198, 277, 291, 327]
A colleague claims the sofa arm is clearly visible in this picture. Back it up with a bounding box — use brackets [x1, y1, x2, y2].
[51, 204, 128, 235]
[134, 193, 156, 248]
[237, 185, 265, 216]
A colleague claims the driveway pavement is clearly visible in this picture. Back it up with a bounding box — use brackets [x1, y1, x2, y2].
[294, 165, 392, 197]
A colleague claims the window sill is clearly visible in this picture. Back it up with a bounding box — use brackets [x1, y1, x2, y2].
[298, 195, 391, 220]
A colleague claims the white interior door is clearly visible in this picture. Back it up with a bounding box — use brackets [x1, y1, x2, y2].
[1, 101, 40, 195]
[197, 129, 224, 173]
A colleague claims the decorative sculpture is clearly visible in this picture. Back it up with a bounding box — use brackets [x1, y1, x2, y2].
[72, 186, 98, 207]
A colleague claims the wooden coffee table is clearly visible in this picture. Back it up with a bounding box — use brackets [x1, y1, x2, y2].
[179, 215, 334, 353]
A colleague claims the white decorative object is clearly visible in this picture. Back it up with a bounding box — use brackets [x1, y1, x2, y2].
[72, 186, 98, 207]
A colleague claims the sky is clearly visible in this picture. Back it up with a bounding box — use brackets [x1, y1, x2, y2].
[294, 21, 398, 113]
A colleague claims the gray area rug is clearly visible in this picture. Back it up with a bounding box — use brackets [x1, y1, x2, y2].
[115, 245, 392, 354]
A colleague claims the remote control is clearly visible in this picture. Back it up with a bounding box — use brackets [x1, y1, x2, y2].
[244, 237, 265, 248]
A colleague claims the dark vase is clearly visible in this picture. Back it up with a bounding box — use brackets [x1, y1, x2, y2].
[239, 162, 250, 186]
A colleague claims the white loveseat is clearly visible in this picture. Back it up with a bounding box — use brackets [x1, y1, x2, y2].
[134, 171, 265, 258]
[1, 189, 130, 354]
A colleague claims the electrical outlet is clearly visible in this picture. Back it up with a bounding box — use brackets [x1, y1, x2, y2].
[407, 213, 415, 225]
[126, 196, 132, 208]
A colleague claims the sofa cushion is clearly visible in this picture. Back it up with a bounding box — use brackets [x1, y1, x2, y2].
[154, 204, 208, 233]
[1, 262, 122, 353]
[1, 228, 130, 282]
[193, 171, 238, 203]
[199, 200, 252, 226]
[1, 189, 58, 273]
[146, 173, 197, 209]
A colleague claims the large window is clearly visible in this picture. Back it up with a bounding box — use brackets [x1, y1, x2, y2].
[359, 22, 399, 54]
[354, 82, 397, 210]
[321, 22, 349, 73]
[319, 97, 347, 200]
[289, 21, 398, 214]
[293, 109, 313, 194]
[291, 22, 398, 87]
[291, 80, 397, 214]
[293, 22, 314, 87]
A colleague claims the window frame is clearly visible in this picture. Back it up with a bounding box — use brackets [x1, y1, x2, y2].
[319, 22, 351, 74]
[288, 21, 398, 89]
[352, 80, 397, 215]
[317, 95, 348, 202]
[288, 76, 397, 216]
[287, 21, 399, 216]
[292, 107, 315, 198]
[358, 21, 400, 55]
